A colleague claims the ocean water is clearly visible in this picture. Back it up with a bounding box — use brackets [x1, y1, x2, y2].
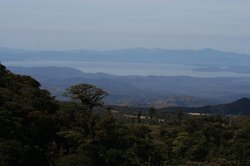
[3, 60, 250, 77]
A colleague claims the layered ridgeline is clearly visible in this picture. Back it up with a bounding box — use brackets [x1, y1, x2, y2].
[3, 47, 250, 107]
[1, 64, 250, 166]
[2, 47, 250, 67]
[2, 47, 250, 76]
[8, 66, 250, 108]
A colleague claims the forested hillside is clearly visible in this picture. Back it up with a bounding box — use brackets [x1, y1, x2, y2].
[0, 64, 250, 165]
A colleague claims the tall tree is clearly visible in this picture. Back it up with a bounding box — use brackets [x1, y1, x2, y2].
[148, 107, 156, 124]
[65, 84, 108, 111]
[65, 83, 108, 139]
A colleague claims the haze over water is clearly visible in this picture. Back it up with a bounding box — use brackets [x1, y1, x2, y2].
[4, 60, 250, 78]
[1, 0, 250, 77]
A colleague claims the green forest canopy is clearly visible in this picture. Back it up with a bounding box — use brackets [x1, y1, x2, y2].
[0, 64, 250, 166]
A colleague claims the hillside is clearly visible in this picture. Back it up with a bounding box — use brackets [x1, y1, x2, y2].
[0, 64, 58, 165]
[8, 66, 250, 107]
[1, 64, 250, 165]
[154, 97, 250, 116]
[190, 97, 250, 115]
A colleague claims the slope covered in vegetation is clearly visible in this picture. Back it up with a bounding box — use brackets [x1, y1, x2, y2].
[0, 64, 250, 166]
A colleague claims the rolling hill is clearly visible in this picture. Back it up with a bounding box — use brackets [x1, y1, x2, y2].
[8, 66, 250, 108]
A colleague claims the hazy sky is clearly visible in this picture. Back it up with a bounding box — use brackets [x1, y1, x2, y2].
[1, 0, 250, 53]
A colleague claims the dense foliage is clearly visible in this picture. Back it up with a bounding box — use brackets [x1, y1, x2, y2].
[0, 64, 250, 166]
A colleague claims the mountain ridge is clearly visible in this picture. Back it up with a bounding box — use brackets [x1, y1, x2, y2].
[8, 66, 250, 108]
[3, 47, 250, 77]
[2, 47, 250, 65]
[183, 97, 250, 115]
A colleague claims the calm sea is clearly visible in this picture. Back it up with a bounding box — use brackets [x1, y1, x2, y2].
[3, 60, 250, 77]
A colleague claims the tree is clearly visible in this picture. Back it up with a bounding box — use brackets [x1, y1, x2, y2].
[137, 111, 142, 124]
[148, 107, 156, 124]
[65, 84, 108, 139]
[176, 110, 183, 126]
[65, 84, 108, 111]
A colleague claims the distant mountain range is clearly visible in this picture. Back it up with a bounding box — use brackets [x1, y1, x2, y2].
[8, 66, 250, 108]
[2, 47, 250, 107]
[1, 47, 250, 67]
[2, 47, 250, 77]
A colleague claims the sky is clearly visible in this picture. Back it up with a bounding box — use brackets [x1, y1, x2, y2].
[0, 0, 250, 53]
